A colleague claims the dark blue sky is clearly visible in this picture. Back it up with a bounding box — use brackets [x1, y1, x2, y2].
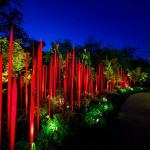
[23, 0, 150, 61]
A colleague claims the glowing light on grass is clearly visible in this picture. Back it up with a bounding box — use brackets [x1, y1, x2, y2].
[103, 104, 108, 111]
[121, 89, 126, 93]
[130, 88, 133, 91]
[31, 143, 36, 150]
[101, 97, 107, 102]
[84, 107, 105, 126]
[44, 117, 59, 136]
[0, 45, 2, 149]
[41, 114, 70, 146]
[10, 74, 17, 150]
[48, 122, 58, 132]
[7, 26, 13, 137]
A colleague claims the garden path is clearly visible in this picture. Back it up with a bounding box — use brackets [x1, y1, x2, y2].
[109, 92, 150, 150]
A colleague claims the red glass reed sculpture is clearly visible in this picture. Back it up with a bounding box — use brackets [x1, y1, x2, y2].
[19, 75, 23, 109]
[25, 52, 28, 116]
[77, 61, 82, 108]
[36, 40, 42, 136]
[70, 49, 75, 110]
[53, 50, 57, 100]
[42, 66, 45, 101]
[10, 74, 17, 150]
[7, 27, 13, 136]
[44, 65, 47, 98]
[30, 69, 35, 149]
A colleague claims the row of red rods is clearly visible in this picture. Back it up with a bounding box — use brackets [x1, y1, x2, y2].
[0, 28, 133, 150]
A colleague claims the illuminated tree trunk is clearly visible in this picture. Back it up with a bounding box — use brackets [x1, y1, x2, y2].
[64, 53, 69, 108]
[130, 74, 132, 87]
[48, 58, 53, 116]
[89, 69, 93, 100]
[120, 67, 123, 89]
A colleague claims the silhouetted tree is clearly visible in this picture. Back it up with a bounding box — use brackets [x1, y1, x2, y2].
[0, 0, 31, 46]
[84, 36, 103, 67]
[52, 39, 73, 60]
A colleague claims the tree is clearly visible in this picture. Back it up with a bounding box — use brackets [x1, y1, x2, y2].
[84, 36, 103, 67]
[54, 39, 73, 60]
[0, 0, 30, 46]
[0, 36, 31, 83]
[130, 67, 148, 86]
[80, 48, 92, 67]
[103, 58, 113, 87]
[118, 45, 139, 71]
[84, 36, 102, 54]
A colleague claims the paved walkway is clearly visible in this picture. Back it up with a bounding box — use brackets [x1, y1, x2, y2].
[109, 92, 150, 150]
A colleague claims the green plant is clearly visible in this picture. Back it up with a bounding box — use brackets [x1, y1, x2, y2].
[34, 114, 70, 149]
[0, 37, 31, 83]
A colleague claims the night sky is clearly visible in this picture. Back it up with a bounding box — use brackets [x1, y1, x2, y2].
[23, 0, 150, 61]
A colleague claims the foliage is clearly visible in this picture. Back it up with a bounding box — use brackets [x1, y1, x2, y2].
[130, 67, 148, 84]
[118, 46, 138, 71]
[50, 40, 72, 61]
[31, 143, 36, 150]
[35, 114, 70, 150]
[0, 36, 31, 82]
[83, 96, 114, 127]
[80, 48, 92, 66]
[0, 0, 31, 46]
